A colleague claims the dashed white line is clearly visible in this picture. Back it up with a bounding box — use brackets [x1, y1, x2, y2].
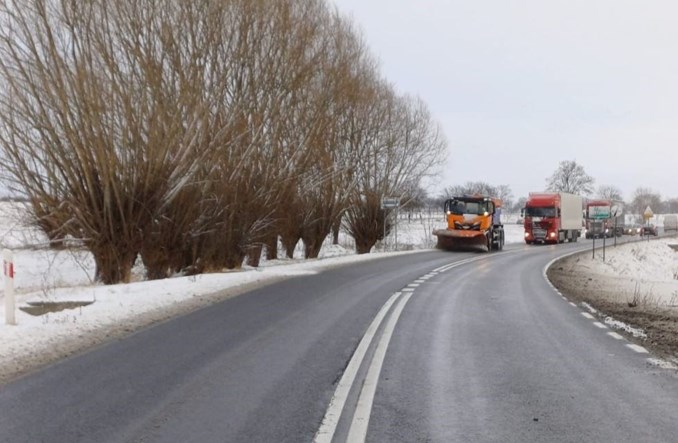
[607, 332, 624, 340]
[593, 322, 607, 329]
[626, 344, 649, 354]
[402, 288, 415, 292]
[581, 312, 595, 320]
[569, 302, 577, 307]
[646, 358, 678, 369]
[408, 283, 420, 287]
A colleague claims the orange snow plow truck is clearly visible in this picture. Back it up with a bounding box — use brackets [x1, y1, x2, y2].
[433, 195, 504, 252]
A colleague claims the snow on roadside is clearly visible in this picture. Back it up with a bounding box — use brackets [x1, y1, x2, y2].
[580, 237, 678, 306]
[1, 197, 676, 381]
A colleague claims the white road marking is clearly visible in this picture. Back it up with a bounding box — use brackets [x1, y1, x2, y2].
[313, 292, 403, 443]
[626, 344, 649, 354]
[646, 358, 678, 370]
[581, 302, 598, 314]
[593, 322, 607, 329]
[402, 288, 415, 292]
[581, 312, 595, 320]
[346, 292, 413, 443]
[408, 283, 420, 287]
[607, 332, 624, 340]
[434, 254, 496, 273]
[569, 302, 577, 307]
[413, 280, 425, 284]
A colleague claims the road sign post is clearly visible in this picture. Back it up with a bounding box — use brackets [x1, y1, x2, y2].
[643, 206, 653, 243]
[588, 206, 612, 260]
[381, 197, 400, 251]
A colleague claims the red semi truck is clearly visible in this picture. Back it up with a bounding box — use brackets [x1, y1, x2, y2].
[523, 192, 583, 244]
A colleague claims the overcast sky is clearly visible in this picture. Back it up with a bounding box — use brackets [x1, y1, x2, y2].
[331, 0, 677, 202]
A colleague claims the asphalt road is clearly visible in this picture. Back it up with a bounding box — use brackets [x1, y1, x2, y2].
[2, 240, 678, 442]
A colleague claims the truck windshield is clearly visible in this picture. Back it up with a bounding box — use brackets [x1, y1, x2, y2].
[448, 199, 491, 215]
[525, 207, 556, 218]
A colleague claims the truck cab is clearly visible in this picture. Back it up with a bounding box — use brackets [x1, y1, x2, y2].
[523, 192, 582, 244]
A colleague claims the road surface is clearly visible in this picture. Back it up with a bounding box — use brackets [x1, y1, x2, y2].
[1, 241, 678, 442]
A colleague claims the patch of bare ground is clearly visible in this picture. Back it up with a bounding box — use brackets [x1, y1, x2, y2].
[548, 251, 678, 364]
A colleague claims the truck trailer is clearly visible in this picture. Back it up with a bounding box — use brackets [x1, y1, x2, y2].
[664, 214, 678, 232]
[523, 192, 583, 244]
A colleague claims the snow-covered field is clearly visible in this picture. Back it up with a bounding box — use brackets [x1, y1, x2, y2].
[0, 202, 676, 381]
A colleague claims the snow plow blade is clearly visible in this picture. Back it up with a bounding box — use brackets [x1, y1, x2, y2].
[433, 228, 488, 252]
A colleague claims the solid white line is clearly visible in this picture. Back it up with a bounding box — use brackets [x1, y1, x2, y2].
[626, 344, 649, 354]
[593, 322, 607, 329]
[582, 312, 595, 320]
[607, 332, 624, 340]
[346, 292, 413, 443]
[313, 292, 403, 443]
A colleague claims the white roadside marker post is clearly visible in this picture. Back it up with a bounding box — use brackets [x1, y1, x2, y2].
[4, 249, 16, 325]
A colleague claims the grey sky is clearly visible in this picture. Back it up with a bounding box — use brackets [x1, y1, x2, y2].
[332, 0, 677, 202]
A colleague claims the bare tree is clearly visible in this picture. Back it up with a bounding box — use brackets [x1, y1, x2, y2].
[0, 0, 449, 281]
[442, 182, 495, 199]
[546, 160, 594, 196]
[496, 185, 514, 210]
[0, 0, 219, 283]
[280, 8, 367, 259]
[512, 196, 528, 214]
[596, 184, 623, 201]
[344, 90, 447, 254]
[629, 187, 662, 217]
[440, 182, 512, 208]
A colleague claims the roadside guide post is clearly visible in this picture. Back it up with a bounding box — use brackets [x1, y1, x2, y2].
[4, 249, 15, 325]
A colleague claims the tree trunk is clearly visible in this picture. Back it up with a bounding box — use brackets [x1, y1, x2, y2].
[265, 235, 278, 260]
[91, 243, 138, 284]
[246, 244, 263, 267]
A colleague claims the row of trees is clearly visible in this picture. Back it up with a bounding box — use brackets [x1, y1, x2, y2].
[426, 160, 675, 216]
[545, 160, 676, 216]
[0, 0, 446, 283]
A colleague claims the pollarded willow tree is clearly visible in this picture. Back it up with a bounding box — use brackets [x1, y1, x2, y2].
[0, 0, 223, 283]
[0, 0, 449, 282]
[284, 14, 373, 259]
[343, 88, 448, 254]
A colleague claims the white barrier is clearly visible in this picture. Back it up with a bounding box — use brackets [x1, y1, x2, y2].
[4, 249, 15, 325]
